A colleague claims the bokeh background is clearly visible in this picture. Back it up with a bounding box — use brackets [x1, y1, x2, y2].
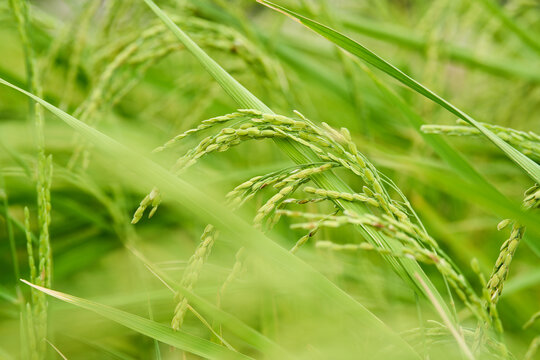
[0, 0, 539, 359]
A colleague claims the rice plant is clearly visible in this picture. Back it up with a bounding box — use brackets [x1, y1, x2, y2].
[1, 0, 539, 359]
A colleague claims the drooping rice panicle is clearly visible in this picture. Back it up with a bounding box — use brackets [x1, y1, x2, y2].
[172, 225, 218, 330]
[135, 110, 405, 226]
[484, 184, 539, 328]
[486, 222, 524, 305]
[421, 122, 540, 162]
[132, 108, 493, 328]
[3, 1, 540, 359]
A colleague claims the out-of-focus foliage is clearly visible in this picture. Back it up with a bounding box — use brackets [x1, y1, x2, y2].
[0, 0, 539, 359]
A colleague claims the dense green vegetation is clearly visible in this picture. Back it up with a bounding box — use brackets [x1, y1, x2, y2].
[0, 0, 539, 359]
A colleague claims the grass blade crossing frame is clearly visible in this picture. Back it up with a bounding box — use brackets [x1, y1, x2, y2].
[257, 0, 540, 185]
[21, 280, 252, 360]
[0, 77, 420, 359]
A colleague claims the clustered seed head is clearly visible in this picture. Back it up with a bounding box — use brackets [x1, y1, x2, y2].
[303, 186, 380, 207]
[134, 109, 414, 226]
[290, 209, 484, 319]
[225, 163, 336, 212]
[172, 225, 218, 330]
[483, 183, 538, 329]
[524, 184, 539, 210]
[253, 185, 297, 229]
[421, 121, 540, 161]
[130, 109, 491, 331]
[487, 223, 524, 305]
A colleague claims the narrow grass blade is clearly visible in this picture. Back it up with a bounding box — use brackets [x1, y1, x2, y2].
[356, 62, 540, 248]
[141, 0, 271, 113]
[128, 247, 292, 358]
[0, 77, 420, 358]
[415, 274, 475, 360]
[359, 63, 489, 185]
[21, 280, 251, 360]
[45, 340, 68, 360]
[340, 15, 540, 82]
[257, 1, 540, 184]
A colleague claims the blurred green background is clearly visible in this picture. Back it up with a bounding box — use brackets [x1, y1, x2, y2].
[0, 0, 539, 359]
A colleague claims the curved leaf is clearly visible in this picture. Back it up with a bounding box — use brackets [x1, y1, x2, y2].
[0, 77, 420, 359]
[257, 0, 540, 184]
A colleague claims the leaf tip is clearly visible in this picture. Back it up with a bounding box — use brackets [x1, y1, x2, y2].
[256, 0, 302, 25]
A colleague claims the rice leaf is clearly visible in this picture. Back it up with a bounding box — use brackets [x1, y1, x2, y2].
[339, 14, 540, 82]
[21, 280, 252, 360]
[128, 247, 291, 358]
[257, 0, 540, 184]
[0, 77, 420, 359]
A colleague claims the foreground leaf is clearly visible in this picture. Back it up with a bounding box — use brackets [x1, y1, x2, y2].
[0, 77, 420, 359]
[127, 247, 291, 358]
[21, 280, 251, 360]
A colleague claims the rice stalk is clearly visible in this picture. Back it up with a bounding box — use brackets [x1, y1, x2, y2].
[401, 321, 507, 359]
[1, 1, 539, 358]
[1, 176, 19, 283]
[414, 273, 475, 360]
[523, 310, 540, 330]
[9, 0, 52, 358]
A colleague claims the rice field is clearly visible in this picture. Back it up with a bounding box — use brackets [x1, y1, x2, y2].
[0, 0, 539, 359]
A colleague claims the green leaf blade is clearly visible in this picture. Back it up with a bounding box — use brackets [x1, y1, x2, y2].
[0, 76, 420, 359]
[21, 280, 252, 360]
[257, 0, 540, 184]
